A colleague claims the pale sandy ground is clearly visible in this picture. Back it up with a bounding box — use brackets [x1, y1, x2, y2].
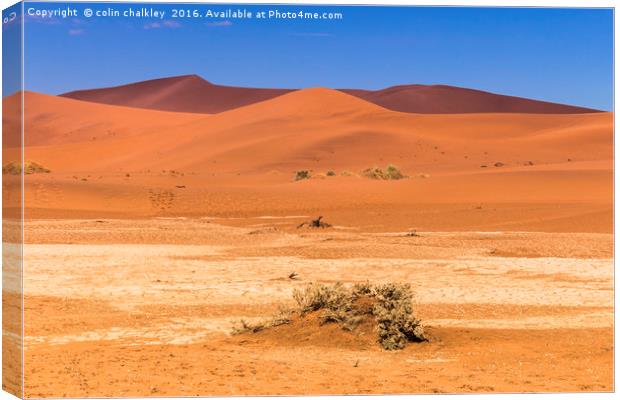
[3, 218, 612, 396]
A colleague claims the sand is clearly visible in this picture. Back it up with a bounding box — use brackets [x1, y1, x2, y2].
[1, 86, 613, 396]
[12, 220, 614, 396]
[61, 75, 293, 114]
[59, 75, 602, 115]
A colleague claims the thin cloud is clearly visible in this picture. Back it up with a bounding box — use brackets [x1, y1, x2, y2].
[206, 20, 233, 27]
[163, 20, 181, 28]
[68, 28, 85, 35]
[144, 20, 181, 30]
[143, 22, 161, 29]
[290, 32, 333, 38]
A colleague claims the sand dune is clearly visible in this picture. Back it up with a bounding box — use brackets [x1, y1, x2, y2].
[59, 75, 602, 115]
[18, 88, 612, 174]
[343, 84, 601, 114]
[9, 80, 614, 396]
[2, 88, 610, 231]
[3, 91, 205, 147]
[61, 75, 293, 114]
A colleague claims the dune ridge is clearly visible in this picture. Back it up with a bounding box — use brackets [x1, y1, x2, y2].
[13, 89, 611, 173]
[59, 75, 602, 115]
[61, 75, 293, 114]
[2, 87, 610, 230]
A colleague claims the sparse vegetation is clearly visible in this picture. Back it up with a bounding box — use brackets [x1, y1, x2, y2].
[294, 170, 311, 181]
[233, 282, 426, 350]
[232, 305, 293, 334]
[297, 216, 332, 229]
[2, 161, 50, 175]
[340, 170, 356, 177]
[385, 164, 406, 180]
[362, 164, 407, 180]
[326, 170, 336, 177]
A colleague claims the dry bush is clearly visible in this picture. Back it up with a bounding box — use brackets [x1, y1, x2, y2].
[362, 165, 407, 180]
[326, 170, 337, 176]
[297, 216, 331, 229]
[2, 161, 50, 175]
[294, 170, 311, 181]
[385, 164, 406, 180]
[372, 283, 425, 350]
[362, 166, 388, 180]
[236, 281, 426, 350]
[232, 305, 293, 334]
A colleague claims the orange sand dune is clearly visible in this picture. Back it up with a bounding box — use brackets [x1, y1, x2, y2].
[5, 89, 612, 231]
[19, 88, 612, 174]
[3, 91, 205, 147]
[59, 75, 602, 115]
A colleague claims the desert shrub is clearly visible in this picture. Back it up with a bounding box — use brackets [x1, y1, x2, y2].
[362, 165, 407, 180]
[362, 166, 389, 180]
[352, 281, 373, 296]
[293, 282, 367, 331]
[294, 170, 311, 181]
[326, 170, 336, 177]
[385, 164, 406, 180]
[2, 162, 21, 175]
[232, 319, 267, 334]
[372, 283, 426, 350]
[240, 281, 426, 350]
[232, 306, 293, 334]
[293, 282, 350, 314]
[24, 161, 50, 174]
[297, 216, 331, 229]
[2, 161, 50, 175]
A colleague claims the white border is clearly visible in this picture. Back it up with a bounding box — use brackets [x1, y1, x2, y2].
[0, 1, 616, 400]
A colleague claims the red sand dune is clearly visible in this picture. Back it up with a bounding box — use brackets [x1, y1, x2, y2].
[59, 75, 602, 115]
[342, 84, 601, 114]
[60, 75, 293, 114]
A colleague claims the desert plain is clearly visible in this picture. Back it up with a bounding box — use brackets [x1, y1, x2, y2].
[2, 76, 614, 396]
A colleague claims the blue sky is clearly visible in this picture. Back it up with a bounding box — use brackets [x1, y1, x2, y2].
[7, 3, 615, 110]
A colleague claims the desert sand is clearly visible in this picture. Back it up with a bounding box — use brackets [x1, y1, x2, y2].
[1, 83, 614, 396]
[61, 75, 293, 114]
[60, 75, 602, 115]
